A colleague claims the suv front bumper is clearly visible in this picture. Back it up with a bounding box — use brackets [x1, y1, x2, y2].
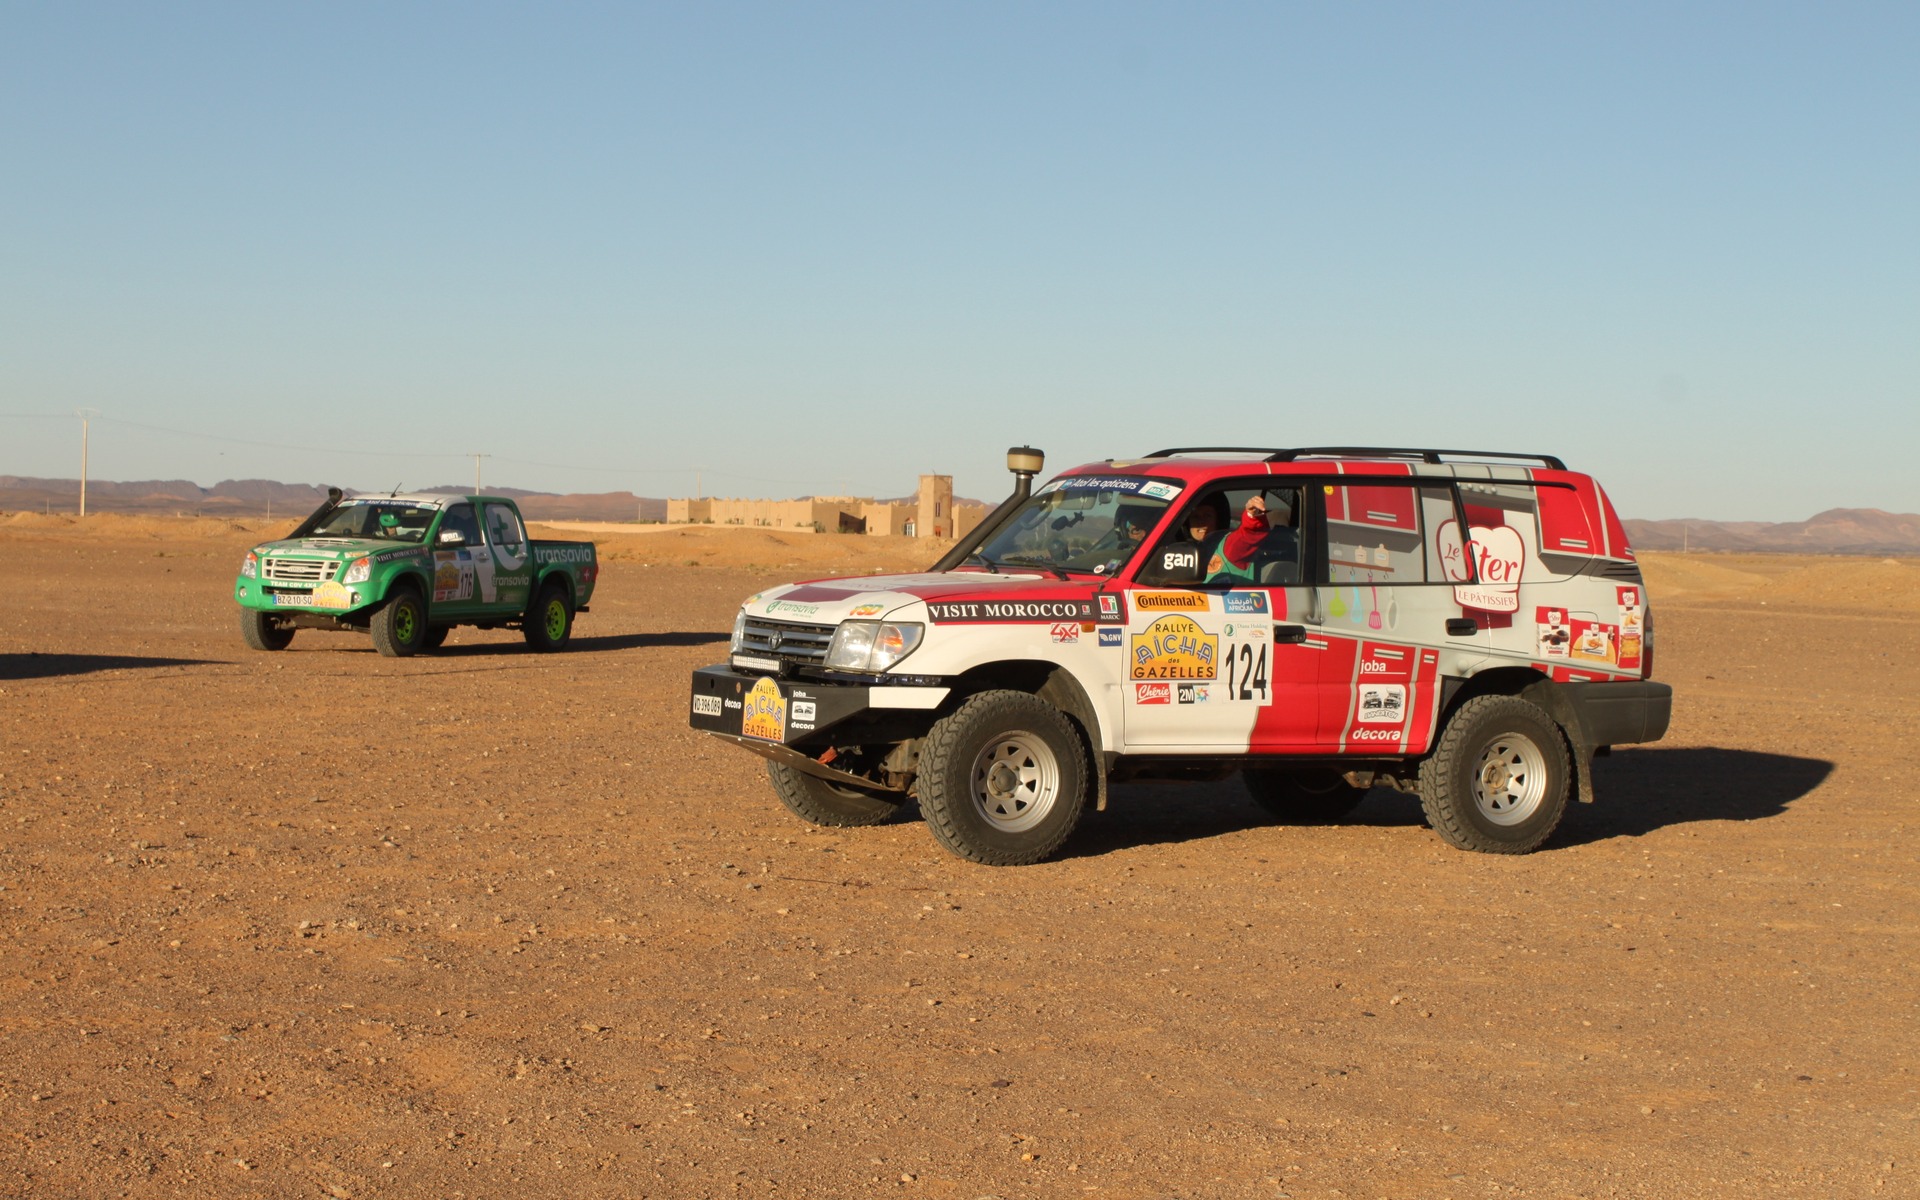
[687, 665, 951, 785]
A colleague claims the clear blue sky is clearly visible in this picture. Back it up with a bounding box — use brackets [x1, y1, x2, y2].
[2, 2, 1914, 521]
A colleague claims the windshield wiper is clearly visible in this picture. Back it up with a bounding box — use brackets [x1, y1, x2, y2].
[963, 553, 1000, 574]
[999, 554, 1070, 581]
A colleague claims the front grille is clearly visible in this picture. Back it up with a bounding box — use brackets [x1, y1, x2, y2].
[740, 617, 834, 666]
[264, 557, 340, 583]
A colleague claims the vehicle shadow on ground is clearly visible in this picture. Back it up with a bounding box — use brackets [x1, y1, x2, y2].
[1069, 747, 1833, 858]
[428, 631, 728, 656]
[0, 653, 219, 681]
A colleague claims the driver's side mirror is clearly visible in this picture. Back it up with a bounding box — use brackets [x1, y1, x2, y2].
[438, 529, 467, 547]
[1138, 542, 1205, 586]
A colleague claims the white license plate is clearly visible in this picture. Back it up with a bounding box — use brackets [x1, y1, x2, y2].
[272, 593, 316, 607]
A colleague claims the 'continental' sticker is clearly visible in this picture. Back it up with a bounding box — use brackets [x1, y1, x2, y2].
[741, 677, 787, 742]
[1134, 591, 1209, 612]
[1130, 614, 1219, 680]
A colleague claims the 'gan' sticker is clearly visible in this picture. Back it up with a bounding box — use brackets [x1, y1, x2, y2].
[1130, 614, 1219, 681]
[740, 677, 787, 742]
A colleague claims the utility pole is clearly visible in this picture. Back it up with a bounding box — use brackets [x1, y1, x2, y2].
[77, 408, 99, 517]
[473, 453, 490, 493]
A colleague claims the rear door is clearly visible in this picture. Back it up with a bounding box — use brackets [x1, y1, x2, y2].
[1309, 477, 1477, 754]
[477, 502, 535, 611]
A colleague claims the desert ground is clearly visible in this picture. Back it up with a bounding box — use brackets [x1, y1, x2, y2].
[1, 514, 1914, 1199]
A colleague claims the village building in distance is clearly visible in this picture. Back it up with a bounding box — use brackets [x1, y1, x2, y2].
[666, 474, 987, 537]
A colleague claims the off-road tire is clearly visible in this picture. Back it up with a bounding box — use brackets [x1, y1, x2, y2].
[239, 609, 294, 652]
[371, 586, 429, 657]
[523, 581, 573, 652]
[1419, 695, 1571, 853]
[1243, 767, 1368, 823]
[918, 691, 1088, 866]
[420, 626, 450, 650]
[767, 761, 903, 827]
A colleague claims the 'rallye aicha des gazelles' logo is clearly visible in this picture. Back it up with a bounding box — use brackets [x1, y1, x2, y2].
[1130, 614, 1219, 680]
[740, 676, 787, 741]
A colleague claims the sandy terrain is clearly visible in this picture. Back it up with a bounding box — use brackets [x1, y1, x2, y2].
[1, 513, 1914, 1198]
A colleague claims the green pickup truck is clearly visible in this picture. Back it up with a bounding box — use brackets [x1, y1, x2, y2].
[233, 489, 598, 657]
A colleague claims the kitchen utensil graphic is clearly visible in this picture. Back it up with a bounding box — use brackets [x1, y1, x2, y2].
[1368, 586, 1382, 630]
[1330, 587, 1348, 618]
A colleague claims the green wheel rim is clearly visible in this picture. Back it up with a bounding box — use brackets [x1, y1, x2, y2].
[543, 599, 567, 640]
[395, 603, 418, 642]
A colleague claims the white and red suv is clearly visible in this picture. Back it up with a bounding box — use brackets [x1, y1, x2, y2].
[689, 446, 1671, 865]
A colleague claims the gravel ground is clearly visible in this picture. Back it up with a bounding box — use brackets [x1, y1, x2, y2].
[1, 515, 1914, 1199]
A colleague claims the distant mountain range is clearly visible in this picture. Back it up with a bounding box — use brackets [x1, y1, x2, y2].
[4, 476, 1915, 554]
[0, 476, 667, 522]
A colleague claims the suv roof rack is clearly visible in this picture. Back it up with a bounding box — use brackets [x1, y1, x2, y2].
[1145, 446, 1568, 471]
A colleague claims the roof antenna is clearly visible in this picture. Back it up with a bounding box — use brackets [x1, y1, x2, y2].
[390, 483, 403, 497]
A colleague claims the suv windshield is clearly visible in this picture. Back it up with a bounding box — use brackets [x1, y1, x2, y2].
[973, 476, 1180, 577]
[311, 501, 440, 543]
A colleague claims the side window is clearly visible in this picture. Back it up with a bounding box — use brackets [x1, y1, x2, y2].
[1323, 483, 1452, 585]
[483, 504, 527, 555]
[1443, 483, 1579, 594]
[440, 504, 481, 546]
[1144, 482, 1303, 588]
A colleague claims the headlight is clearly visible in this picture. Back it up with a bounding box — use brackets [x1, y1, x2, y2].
[240, 551, 258, 579]
[824, 621, 923, 673]
[342, 557, 371, 585]
[730, 608, 749, 652]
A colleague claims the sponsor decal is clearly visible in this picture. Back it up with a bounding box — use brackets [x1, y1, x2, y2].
[373, 547, 425, 564]
[927, 599, 1097, 623]
[1438, 519, 1526, 613]
[311, 580, 354, 609]
[533, 545, 594, 564]
[1097, 593, 1124, 622]
[791, 700, 817, 721]
[1222, 590, 1269, 615]
[848, 603, 886, 617]
[1536, 607, 1572, 658]
[1134, 591, 1209, 612]
[740, 677, 787, 742]
[1570, 621, 1619, 665]
[1349, 727, 1401, 742]
[1098, 628, 1123, 648]
[1357, 684, 1407, 724]
[764, 599, 821, 616]
[723, 698, 743, 710]
[1176, 684, 1210, 704]
[1616, 587, 1645, 665]
[1049, 622, 1080, 644]
[1134, 682, 1173, 705]
[1037, 475, 1174, 496]
[1130, 614, 1219, 680]
[692, 694, 723, 717]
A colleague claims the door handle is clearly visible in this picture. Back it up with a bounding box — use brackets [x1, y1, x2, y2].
[1445, 618, 1479, 636]
[1274, 624, 1308, 644]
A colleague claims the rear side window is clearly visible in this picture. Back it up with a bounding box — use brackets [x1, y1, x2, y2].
[1322, 483, 1455, 585]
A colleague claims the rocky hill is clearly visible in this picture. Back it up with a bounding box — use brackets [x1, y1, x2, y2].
[1624, 509, 1920, 556]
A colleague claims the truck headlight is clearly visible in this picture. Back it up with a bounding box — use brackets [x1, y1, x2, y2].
[240, 551, 259, 579]
[730, 608, 749, 652]
[343, 557, 371, 585]
[824, 621, 923, 673]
